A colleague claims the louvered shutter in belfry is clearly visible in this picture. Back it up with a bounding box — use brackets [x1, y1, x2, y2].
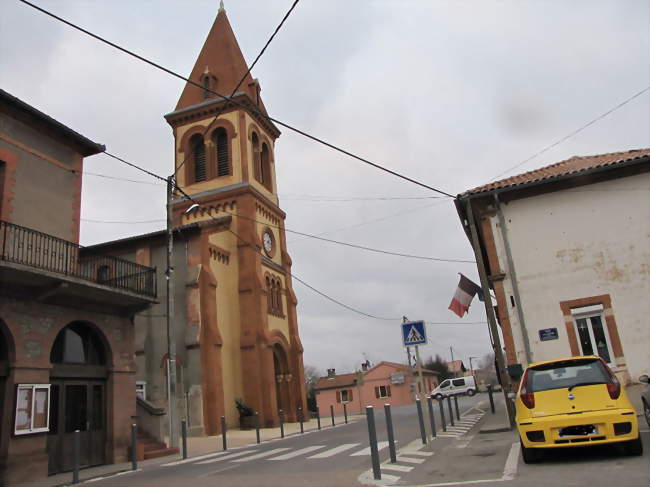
[215, 129, 229, 176]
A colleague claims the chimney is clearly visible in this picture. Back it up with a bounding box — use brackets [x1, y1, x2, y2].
[327, 368, 336, 379]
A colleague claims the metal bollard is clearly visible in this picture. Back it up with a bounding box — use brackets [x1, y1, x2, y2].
[73, 429, 80, 484]
[330, 405, 335, 427]
[221, 416, 227, 451]
[454, 394, 460, 421]
[365, 407, 381, 480]
[427, 396, 437, 439]
[384, 404, 397, 464]
[487, 384, 495, 414]
[438, 397, 447, 432]
[343, 403, 348, 424]
[255, 412, 261, 444]
[447, 396, 454, 426]
[317, 407, 321, 430]
[416, 398, 427, 445]
[131, 424, 138, 471]
[299, 407, 304, 434]
[279, 409, 285, 438]
[181, 419, 188, 459]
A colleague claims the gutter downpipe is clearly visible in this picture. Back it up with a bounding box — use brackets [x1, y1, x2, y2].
[493, 193, 533, 365]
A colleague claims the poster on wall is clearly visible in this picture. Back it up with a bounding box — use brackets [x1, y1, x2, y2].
[14, 384, 51, 435]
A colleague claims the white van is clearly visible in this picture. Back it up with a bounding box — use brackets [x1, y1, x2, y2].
[431, 376, 477, 399]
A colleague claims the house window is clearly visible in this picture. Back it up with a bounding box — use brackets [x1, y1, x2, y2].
[136, 381, 147, 401]
[14, 384, 51, 435]
[190, 134, 206, 183]
[0, 160, 5, 217]
[213, 128, 230, 177]
[375, 385, 391, 398]
[336, 389, 353, 403]
[571, 305, 613, 364]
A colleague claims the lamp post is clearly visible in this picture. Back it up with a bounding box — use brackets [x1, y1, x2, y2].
[469, 356, 479, 386]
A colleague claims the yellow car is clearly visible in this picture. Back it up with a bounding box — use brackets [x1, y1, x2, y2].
[515, 356, 642, 463]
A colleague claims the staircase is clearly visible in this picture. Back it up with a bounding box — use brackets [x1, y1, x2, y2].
[138, 428, 180, 460]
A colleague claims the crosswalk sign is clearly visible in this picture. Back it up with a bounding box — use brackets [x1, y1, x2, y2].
[401, 320, 427, 346]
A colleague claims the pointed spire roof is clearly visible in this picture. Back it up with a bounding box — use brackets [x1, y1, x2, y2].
[175, 7, 260, 111]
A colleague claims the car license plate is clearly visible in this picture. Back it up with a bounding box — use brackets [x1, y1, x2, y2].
[559, 425, 598, 437]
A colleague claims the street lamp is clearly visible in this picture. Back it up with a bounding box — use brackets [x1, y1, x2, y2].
[469, 356, 480, 386]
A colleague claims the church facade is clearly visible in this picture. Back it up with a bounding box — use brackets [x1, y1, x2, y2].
[87, 6, 307, 436]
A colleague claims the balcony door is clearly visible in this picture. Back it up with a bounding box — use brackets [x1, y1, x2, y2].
[48, 322, 108, 474]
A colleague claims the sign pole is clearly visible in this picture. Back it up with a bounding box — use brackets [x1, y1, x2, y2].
[415, 345, 425, 400]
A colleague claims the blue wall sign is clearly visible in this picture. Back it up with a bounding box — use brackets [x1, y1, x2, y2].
[539, 328, 559, 342]
[402, 321, 427, 347]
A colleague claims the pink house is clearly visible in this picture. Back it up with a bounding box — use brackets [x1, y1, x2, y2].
[314, 362, 439, 416]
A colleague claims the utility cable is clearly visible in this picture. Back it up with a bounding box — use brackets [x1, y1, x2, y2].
[489, 85, 650, 182]
[175, 0, 300, 174]
[17, 0, 453, 197]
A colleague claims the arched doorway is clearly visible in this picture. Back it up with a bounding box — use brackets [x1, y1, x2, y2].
[47, 322, 109, 474]
[272, 344, 289, 416]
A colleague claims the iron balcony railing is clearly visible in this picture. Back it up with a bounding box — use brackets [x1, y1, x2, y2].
[0, 220, 157, 298]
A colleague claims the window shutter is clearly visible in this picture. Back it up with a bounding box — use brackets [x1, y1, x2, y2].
[215, 129, 229, 176]
[336, 391, 341, 403]
[387, 385, 391, 397]
[349, 389, 353, 401]
[375, 387, 379, 399]
[192, 136, 207, 182]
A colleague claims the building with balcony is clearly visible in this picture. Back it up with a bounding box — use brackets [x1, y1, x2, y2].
[0, 89, 157, 485]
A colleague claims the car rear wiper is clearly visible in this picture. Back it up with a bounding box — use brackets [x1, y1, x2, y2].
[567, 381, 606, 391]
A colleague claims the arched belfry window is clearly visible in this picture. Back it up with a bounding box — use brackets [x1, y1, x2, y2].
[50, 323, 106, 366]
[260, 143, 272, 190]
[266, 276, 283, 317]
[191, 134, 207, 183]
[252, 132, 261, 182]
[213, 128, 230, 177]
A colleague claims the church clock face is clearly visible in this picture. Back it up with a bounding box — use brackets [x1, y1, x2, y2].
[262, 230, 274, 256]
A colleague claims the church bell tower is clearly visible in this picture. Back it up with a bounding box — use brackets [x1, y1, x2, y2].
[163, 3, 306, 431]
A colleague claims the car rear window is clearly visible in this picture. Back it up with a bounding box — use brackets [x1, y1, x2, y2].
[528, 359, 610, 392]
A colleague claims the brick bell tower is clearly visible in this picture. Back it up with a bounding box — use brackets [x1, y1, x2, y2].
[164, 2, 306, 430]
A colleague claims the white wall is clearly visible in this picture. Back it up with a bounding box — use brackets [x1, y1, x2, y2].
[491, 172, 650, 381]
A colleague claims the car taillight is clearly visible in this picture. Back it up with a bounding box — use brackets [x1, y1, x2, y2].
[601, 359, 621, 399]
[607, 380, 620, 399]
[519, 369, 535, 409]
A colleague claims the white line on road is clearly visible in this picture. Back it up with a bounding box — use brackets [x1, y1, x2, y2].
[351, 441, 389, 456]
[196, 463, 241, 478]
[403, 450, 434, 456]
[231, 448, 291, 462]
[195, 450, 253, 464]
[308, 443, 360, 458]
[267, 445, 325, 460]
[381, 464, 414, 472]
[161, 451, 229, 466]
[501, 442, 520, 481]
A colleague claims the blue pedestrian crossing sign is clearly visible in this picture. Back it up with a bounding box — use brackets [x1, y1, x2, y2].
[401, 320, 427, 347]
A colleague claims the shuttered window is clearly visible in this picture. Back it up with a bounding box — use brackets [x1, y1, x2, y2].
[214, 128, 229, 177]
[261, 143, 272, 190]
[252, 132, 261, 181]
[375, 385, 391, 398]
[191, 134, 206, 183]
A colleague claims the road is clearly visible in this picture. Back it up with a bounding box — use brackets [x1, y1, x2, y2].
[93, 394, 484, 487]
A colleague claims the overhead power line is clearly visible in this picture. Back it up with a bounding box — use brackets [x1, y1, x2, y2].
[82, 218, 165, 224]
[489, 85, 650, 182]
[176, 0, 300, 174]
[18, 0, 453, 197]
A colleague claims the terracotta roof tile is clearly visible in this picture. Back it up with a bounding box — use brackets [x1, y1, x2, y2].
[314, 373, 357, 390]
[463, 148, 650, 196]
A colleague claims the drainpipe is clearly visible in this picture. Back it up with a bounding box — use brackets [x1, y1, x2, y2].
[493, 194, 533, 365]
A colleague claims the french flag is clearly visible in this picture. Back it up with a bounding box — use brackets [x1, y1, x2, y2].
[448, 274, 483, 317]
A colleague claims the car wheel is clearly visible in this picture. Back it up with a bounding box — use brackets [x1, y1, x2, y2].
[467, 389, 476, 397]
[643, 399, 650, 429]
[435, 393, 443, 400]
[520, 439, 542, 464]
[623, 436, 643, 456]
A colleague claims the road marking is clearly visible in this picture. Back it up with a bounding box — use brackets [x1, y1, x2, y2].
[397, 456, 425, 464]
[502, 442, 520, 481]
[161, 451, 229, 466]
[381, 464, 413, 472]
[351, 441, 389, 456]
[231, 448, 290, 462]
[268, 445, 325, 460]
[403, 450, 433, 456]
[195, 450, 253, 464]
[455, 434, 475, 449]
[308, 443, 360, 458]
[196, 463, 241, 478]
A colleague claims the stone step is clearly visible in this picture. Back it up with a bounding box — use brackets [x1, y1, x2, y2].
[143, 447, 180, 460]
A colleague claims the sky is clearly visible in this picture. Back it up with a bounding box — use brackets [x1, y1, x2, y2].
[1, 0, 649, 376]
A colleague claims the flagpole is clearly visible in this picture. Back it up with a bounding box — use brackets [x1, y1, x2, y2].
[464, 198, 515, 429]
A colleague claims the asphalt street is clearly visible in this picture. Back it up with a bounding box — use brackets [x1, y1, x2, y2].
[85, 394, 484, 487]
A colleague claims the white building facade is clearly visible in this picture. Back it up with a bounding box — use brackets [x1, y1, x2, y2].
[457, 149, 650, 384]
